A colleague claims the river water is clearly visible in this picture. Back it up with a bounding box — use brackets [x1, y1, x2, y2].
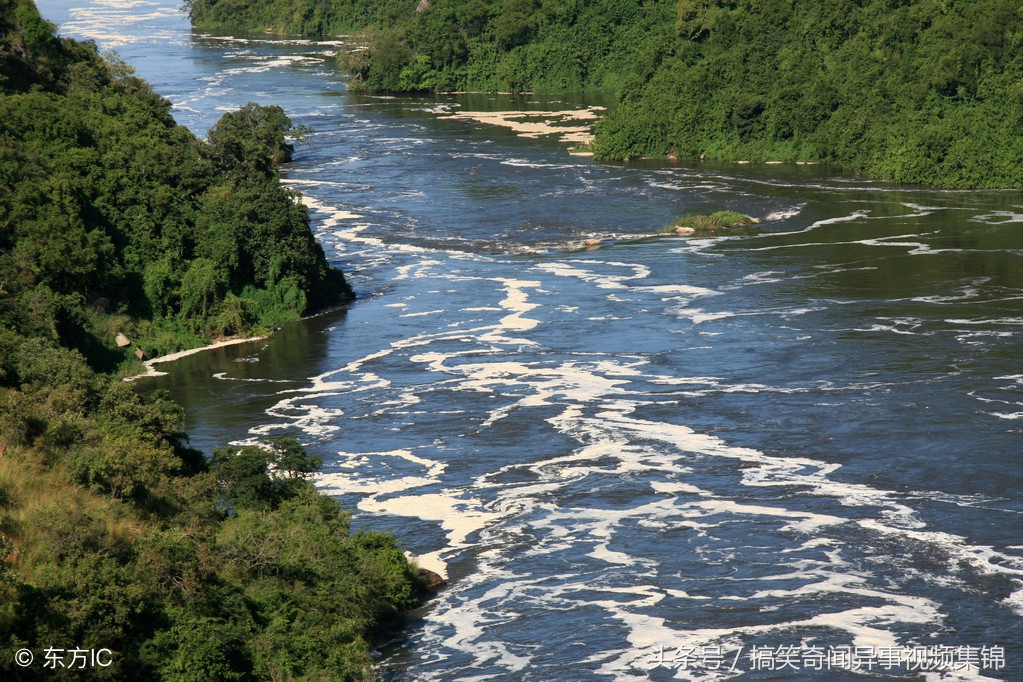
[39, 0, 1023, 678]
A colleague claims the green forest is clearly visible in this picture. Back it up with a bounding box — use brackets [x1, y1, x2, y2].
[1, 1, 352, 370]
[187, 0, 1023, 188]
[1, 0, 421, 678]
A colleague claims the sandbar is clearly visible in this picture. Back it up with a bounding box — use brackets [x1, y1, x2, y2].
[440, 106, 605, 148]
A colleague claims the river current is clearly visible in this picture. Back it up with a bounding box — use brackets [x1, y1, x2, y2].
[39, 0, 1023, 678]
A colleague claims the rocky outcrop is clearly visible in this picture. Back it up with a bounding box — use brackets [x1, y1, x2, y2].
[416, 567, 447, 597]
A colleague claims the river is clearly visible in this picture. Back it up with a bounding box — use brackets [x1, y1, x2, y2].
[38, 0, 1023, 678]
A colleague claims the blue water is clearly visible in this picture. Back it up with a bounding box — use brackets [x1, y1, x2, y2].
[39, 0, 1023, 678]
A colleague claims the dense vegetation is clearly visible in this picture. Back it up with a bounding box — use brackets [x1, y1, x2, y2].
[190, 0, 1023, 188]
[188, 0, 675, 94]
[186, 0, 398, 37]
[593, 0, 1023, 188]
[1, 1, 418, 679]
[3, 0, 351, 374]
[340, 0, 676, 94]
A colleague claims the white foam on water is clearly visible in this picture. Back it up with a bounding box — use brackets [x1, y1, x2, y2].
[211, 372, 292, 384]
[317, 449, 442, 496]
[485, 278, 541, 334]
[501, 158, 580, 170]
[668, 307, 737, 325]
[912, 280, 986, 304]
[255, 395, 347, 438]
[779, 209, 870, 235]
[969, 210, 1023, 224]
[400, 309, 446, 318]
[948, 317, 1023, 326]
[764, 204, 806, 221]
[213, 55, 326, 76]
[317, 451, 455, 575]
[592, 572, 946, 679]
[240, 168, 1023, 679]
[286, 274, 1020, 678]
[543, 404, 1022, 660]
[56, 0, 183, 46]
[363, 493, 502, 572]
[737, 270, 785, 285]
[648, 180, 717, 192]
[533, 260, 653, 290]
[289, 186, 365, 228]
[635, 284, 721, 298]
[1005, 586, 1023, 617]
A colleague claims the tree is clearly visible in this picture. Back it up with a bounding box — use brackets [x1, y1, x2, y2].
[210, 445, 278, 510]
[205, 102, 307, 171]
[178, 257, 227, 321]
[267, 436, 322, 480]
[210, 437, 322, 510]
[88, 434, 179, 499]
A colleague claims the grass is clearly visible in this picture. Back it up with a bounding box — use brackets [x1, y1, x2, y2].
[669, 210, 760, 236]
[0, 443, 148, 576]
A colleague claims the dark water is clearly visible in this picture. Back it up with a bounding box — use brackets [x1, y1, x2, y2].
[40, 0, 1023, 678]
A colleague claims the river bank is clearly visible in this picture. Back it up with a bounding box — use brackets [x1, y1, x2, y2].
[124, 335, 270, 380]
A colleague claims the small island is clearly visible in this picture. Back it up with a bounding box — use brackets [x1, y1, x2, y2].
[669, 211, 760, 237]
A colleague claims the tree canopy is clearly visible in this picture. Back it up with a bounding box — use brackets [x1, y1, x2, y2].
[2, 0, 352, 374]
[592, 0, 1023, 188]
[189, 0, 1023, 188]
[1, 3, 417, 678]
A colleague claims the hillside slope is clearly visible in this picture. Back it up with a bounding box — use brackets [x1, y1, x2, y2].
[3, 0, 352, 373]
[594, 0, 1023, 188]
[1, 2, 416, 679]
